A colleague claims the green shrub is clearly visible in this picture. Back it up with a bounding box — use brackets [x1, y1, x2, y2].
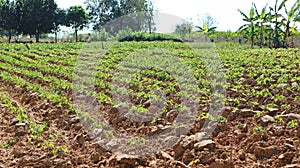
[116, 28, 134, 41]
[118, 32, 183, 42]
[90, 29, 111, 41]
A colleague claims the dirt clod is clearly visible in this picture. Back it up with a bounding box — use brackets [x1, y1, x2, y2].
[194, 140, 216, 151]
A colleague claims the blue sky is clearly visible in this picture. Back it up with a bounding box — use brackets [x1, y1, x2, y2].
[56, 0, 298, 32]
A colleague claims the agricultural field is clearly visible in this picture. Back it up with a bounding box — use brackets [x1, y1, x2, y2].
[0, 41, 299, 167]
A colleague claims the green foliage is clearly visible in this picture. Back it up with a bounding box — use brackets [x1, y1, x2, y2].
[253, 125, 267, 136]
[196, 13, 218, 37]
[127, 137, 146, 147]
[238, 0, 300, 48]
[209, 31, 243, 42]
[274, 115, 284, 123]
[0, 42, 299, 160]
[3, 138, 16, 148]
[52, 146, 69, 154]
[0, 0, 70, 43]
[196, 23, 217, 35]
[175, 22, 193, 38]
[0, 0, 21, 43]
[197, 112, 227, 122]
[253, 3, 269, 48]
[287, 119, 298, 128]
[66, 6, 89, 42]
[85, 0, 155, 33]
[118, 32, 183, 42]
[238, 3, 256, 48]
[116, 28, 134, 41]
[18, 0, 58, 42]
[91, 29, 110, 41]
[53, 8, 67, 42]
[28, 121, 47, 141]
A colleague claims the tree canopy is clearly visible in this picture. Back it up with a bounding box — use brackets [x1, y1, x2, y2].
[0, 0, 21, 43]
[66, 6, 89, 42]
[85, 0, 155, 34]
[19, 0, 58, 42]
[0, 0, 86, 42]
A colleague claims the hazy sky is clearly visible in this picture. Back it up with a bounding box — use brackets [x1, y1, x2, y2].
[56, 0, 298, 32]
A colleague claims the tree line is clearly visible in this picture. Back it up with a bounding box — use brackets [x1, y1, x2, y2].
[0, 0, 154, 43]
[238, 0, 300, 48]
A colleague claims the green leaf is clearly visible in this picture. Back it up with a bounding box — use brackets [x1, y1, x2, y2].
[250, 6, 255, 19]
[279, 0, 288, 11]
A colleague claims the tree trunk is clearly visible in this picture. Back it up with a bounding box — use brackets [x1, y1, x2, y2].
[55, 32, 58, 43]
[274, 16, 280, 48]
[284, 21, 290, 48]
[251, 25, 254, 48]
[36, 30, 40, 43]
[148, 13, 152, 33]
[8, 30, 12, 43]
[269, 32, 272, 48]
[149, 20, 152, 33]
[75, 29, 78, 42]
[259, 24, 263, 48]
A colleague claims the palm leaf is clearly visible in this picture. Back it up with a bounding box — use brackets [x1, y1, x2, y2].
[260, 5, 268, 19]
[238, 9, 250, 21]
[195, 26, 204, 31]
[250, 6, 255, 19]
[294, 15, 300, 22]
[288, 2, 300, 20]
[238, 24, 248, 31]
[253, 3, 259, 17]
[278, 0, 288, 11]
[208, 27, 217, 32]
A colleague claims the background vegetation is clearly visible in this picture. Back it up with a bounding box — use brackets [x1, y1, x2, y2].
[0, 0, 300, 48]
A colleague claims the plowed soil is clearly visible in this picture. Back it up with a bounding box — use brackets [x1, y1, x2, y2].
[0, 42, 300, 168]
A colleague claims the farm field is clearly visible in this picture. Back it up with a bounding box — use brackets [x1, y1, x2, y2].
[0, 41, 299, 167]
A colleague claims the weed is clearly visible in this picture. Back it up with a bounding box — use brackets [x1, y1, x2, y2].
[287, 120, 298, 128]
[127, 137, 146, 147]
[197, 112, 227, 122]
[52, 146, 69, 154]
[274, 115, 284, 124]
[253, 125, 267, 136]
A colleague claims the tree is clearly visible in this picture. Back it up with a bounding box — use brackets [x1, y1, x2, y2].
[238, 1, 300, 48]
[19, 0, 58, 42]
[254, 3, 269, 48]
[270, 0, 288, 48]
[66, 6, 89, 42]
[53, 8, 67, 43]
[85, 0, 154, 33]
[144, 0, 155, 33]
[265, 13, 275, 47]
[85, 0, 117, 30]
[0, 0, 21, 43]
[198, 13, 218, 30]
[175, 22, 193, 38]
[196, 13, 217, 36]
[282, 0, 300, 47]
[196, 23, 217, 34]
[238, 3, 257, 48]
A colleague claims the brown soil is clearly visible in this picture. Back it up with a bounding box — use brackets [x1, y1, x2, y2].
[1, 75, 300, 168]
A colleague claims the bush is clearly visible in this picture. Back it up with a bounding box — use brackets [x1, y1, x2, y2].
[118, 32, 183, 42]
[116, 28, 134, 41]
[209, 31, 245, 43]
[89, 29, 111, 41]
